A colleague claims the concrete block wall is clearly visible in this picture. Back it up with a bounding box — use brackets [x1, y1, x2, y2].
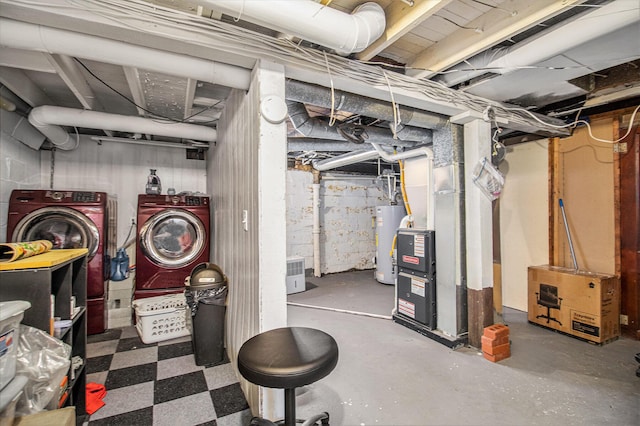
[286, 169, 386, 274]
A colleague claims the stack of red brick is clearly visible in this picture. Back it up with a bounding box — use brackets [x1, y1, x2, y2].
[482, 324, 510, 362]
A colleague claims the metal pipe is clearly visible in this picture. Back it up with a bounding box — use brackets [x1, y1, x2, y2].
[312, 180, 321, 277]
[312, 149, 380, 171]
[559, 198, 579, 271]
[29, 106, 216, 150]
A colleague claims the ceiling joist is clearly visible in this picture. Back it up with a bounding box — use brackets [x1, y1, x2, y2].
[122, 66, 147, 117]
[0, 66, 53, 107]
[45, 53, 101, 110]
[356, 0, 454, 61]
[407, 0, 586, 79]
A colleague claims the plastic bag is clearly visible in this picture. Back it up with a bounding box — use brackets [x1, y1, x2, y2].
[14, 325, 71, 415]
[185, 287, 227, 316]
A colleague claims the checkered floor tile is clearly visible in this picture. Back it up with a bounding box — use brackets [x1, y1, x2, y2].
[85, 326, 251, 425]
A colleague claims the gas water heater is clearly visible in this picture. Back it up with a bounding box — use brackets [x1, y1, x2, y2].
[375, 205, 406, 285]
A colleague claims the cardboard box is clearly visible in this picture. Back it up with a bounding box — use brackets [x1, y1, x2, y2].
[528, 265, 620, 344]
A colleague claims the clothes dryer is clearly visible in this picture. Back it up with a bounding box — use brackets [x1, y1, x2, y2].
[6, 190, 117, 334]
[135, 194, 210, 299]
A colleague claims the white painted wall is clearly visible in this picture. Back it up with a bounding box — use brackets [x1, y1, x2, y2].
[208, 61, 287, 420]
[286, 169, 386, 274]
[40, 140, 206, 249]
[499, 140, 549, 311]
[0, 131, 42, 242]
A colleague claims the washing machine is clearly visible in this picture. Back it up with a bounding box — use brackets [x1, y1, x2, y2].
[135, 194, 210, 299]
[6, 190, 117, 335]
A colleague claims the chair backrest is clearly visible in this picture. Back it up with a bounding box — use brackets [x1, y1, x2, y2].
[539, 283, 560, 306]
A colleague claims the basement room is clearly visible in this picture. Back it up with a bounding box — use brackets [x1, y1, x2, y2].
[0, 1, 638, 425]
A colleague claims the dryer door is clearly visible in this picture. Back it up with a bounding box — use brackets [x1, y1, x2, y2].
[139, 209, 206, 268]
[11, 206, 100, 259]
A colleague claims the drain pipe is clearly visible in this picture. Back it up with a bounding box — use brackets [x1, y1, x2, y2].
[0, 18, 251, 90]
[29, 106, 216, 150]
[312, 170, 321, 277]
[196, 1, 386, 55]
[287, 101, 431, 146]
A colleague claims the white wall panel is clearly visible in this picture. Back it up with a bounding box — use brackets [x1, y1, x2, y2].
[0, 131, 42, 242]
[207, 61, 287, 420]
[40, 140, 206, 247]
[286, 169, 314, 264]
[500, 140, 549, 311]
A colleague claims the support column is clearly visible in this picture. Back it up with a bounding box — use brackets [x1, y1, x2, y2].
[462, 119, 495, 348]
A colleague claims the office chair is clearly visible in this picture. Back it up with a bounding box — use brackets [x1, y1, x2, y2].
[536, 283, 563, 326]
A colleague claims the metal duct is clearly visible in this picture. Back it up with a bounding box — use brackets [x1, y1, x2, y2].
[29, 106, 216, 150]
[287, 101, 431, 146]
[196, 1, 386, 55]
[286, 80, 449, 129]
[0, 110, 46, 150]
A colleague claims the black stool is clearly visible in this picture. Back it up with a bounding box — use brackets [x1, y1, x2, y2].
[237, 327, 339, 426]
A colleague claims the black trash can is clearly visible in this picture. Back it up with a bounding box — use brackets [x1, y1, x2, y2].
[186, 263, 228, 366]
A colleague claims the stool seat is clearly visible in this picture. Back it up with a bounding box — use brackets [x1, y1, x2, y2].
[238, 327, 338, 390]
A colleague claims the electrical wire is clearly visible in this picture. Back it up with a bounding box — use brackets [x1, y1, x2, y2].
[74, 57, 222, 124]
[504, 104, 640, 144]
[11, 0, 601, 137]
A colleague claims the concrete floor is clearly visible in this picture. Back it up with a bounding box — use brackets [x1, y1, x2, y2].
[287, 270, 640, 426]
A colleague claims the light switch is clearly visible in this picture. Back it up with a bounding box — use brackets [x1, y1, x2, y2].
[242, 210, 248, 232]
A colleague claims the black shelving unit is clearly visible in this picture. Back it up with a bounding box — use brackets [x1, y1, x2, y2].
[0, 249, 88, 425]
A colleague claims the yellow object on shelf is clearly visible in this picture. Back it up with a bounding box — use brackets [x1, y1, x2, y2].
[0, 249, 88, 271]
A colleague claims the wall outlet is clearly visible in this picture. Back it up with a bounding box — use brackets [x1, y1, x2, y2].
[620, 314, 629, 325]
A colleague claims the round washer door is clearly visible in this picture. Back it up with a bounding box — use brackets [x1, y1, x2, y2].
[139, 209, 206, 268]
[11, 206, 100, 259]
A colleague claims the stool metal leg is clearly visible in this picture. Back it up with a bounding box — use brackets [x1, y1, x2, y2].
[284, 388, 296, 426]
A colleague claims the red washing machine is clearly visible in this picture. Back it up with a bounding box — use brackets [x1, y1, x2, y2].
[135, 194, 210, 299]
[6, 190, 117, 335]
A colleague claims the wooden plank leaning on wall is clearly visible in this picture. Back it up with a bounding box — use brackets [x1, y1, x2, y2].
[617, 111, 640, 339]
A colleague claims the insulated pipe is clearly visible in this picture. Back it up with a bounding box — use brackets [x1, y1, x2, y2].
[197, 1, 386, 55]
[287, 101, 430, 146]
[29, 106, 217, 150]
[0, 19, 251, 90]
[312, 149, 380, 171]
[286, 80, 449, 129]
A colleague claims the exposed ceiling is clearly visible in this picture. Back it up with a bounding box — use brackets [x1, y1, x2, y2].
[0, 0, 639, 169]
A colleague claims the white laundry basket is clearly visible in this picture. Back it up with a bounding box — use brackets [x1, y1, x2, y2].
[0, 301, 31, 391]
[133, 294, 190, 344]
